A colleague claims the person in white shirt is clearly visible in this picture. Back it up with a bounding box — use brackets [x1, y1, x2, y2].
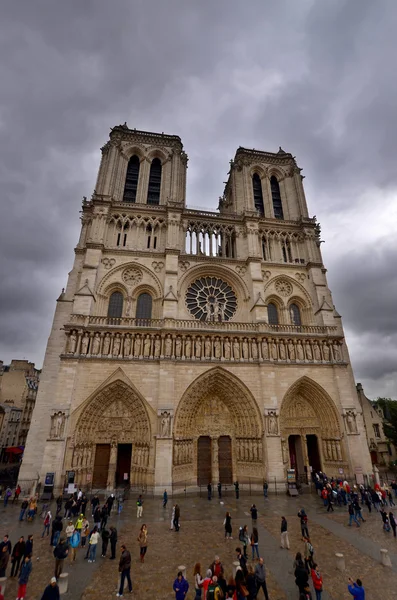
[88, 527, 99, 562]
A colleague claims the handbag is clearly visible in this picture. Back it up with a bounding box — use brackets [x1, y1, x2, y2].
[240, 585, 249, 597]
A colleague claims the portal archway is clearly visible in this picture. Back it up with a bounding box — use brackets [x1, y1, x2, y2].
[67, 379, 153, 489]
[173, 368, 264, 486]
[279, 376, 346, 481]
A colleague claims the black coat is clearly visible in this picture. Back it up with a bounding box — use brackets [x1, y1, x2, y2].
[295, 565, 309, 588]
[12, 541, 25, 559]
[41, 583, 60, 600]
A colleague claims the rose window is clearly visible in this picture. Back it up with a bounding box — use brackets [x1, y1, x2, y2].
[186, 277, 237, 322]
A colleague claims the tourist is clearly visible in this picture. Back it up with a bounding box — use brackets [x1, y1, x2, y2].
[3, 487, 12, 507]
[207, 575, 222, 600]
[17, 554, 32, 599]
[295, 557, 309, 596]
[100, 504, 108, 530]
[234, 481, 240, 499]
[208, 482, 212, 500]
[209, 555, 224, 578]
[0, 545, 9, 577]
[235, 567, 248, 599]
[117, 544, 133, 597]
[224, 511, 233, 540]
[88, 526, 99, 562]
[137, 523, 148, 563]
[280, 516, 289, 549]
[255, 557, 269, 600]
[10, 536, 25, 577]
[389, 511, 397, 537]
[51, 516, 63, 547]
[218, 572, 227, 597]
[173, 570, 189, 600]
[263, 481, 268, 498]
[0, 535, 11, 554]
[304, 537, 314, 573]
[24, 534, 33, 561]
[298, 509, 309, 539]
[171, 505, 176, 530]
[55, 495, 62, 516]
[236, 547, 247, 576]
[226, 575, 237, 599]
[90, 494, 99, 516]
[353, 498, 366, 523]
[174, 504, 180, 532]
[75, 513, 84, 535]
[19, 498, 28, 521]
[40, 576, 60, 600]
[65, 520, 75, 546]
[348, 503, 360, 527]
[101, 525, 110, 557]
[93, 505, 101, 530]
[202, 569, 213, 598]
[239, 525, 249, 559]
[81, 493, 88, 516]
[311, 563, 323, 600]
[347, 577, 365, 599]
[250, 527, 259, 560]
[27, 496, 37, 521]
[218, 482, 222, 499]
[81, 520, 89, 549]
[53, 537, 68, 579]
[63, 496, 73, 520]
[326, 489, 334, 512]
[193, 562, 204, 599]
[250, 504, 258, 521]
[106, 493, 115, 515]
[42, 510, 52, 538]
[163, 489, 168, 507]
[246, 565, 256, 599]
[13, 484, 21, 504]
[109, 526, 117, 559]
[136, 494, 144, 518]
[69, 527, 80, 564]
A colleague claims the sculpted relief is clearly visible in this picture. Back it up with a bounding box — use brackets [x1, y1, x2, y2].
[50, 411, 67, 439]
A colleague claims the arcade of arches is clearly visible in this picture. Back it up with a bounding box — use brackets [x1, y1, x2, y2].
[65, 373, 347, 490]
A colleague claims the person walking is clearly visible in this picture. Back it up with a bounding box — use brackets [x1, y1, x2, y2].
[42, 511, 52, 538]
[0, 545, 10, 577]
[55, 495, 62, 516]
[93, 505, 101, 531]
[255, 557, 269, 600]
[239, 525, 249, 559]
[235, 547, 247, 577]
[174, 504, 180, 532]
[347, 577, 365, 599]
[10, 536, 25, 577]
[137, 524, 148, 563]
[218, 482, 222, 499]
[234, 481, 240, 499]
[295, 557, 309, 596]
[207, 483, 212, 501]
[311, 563, 323, 600]
[40, 577, 60, 600]
[17, 554, 32, 599]
[88, 526, 99, 562]
[3, 487, 12, 507]
[51, 516, 63, 547]
[251, 527, 259, 560]
[65, 520, 74, 546]
[224, 511, 233, 540]
[13, 485, 21, 504]
[19, 498, 28, 521]
[53, 537, 68, 579]
[90, 494, 99, 517]
[163, 489, 168, 508]
[24, 534, 33, 560]
[106, 494, 115, 515]
[353, 499, 365, 523]
[81, 493, 88, 516]
[100, 504, 108, 531]
[304, 538, 314, 573]
[348, 503, 360, 527]
[109, 526, 117, 559]
[280, 516, 290, 549]
[136, 495, 143, 518]
[389, 511, 397, 538]
[193, 562, 204, 600]
[173, 570, 189, 600]
[298, 509, 309, 539]
[117, 544, 132, 597]
[326, 490, 334, 512]
[69, 527, 80, 564]
[250, 504, 258, 522]
[101, 526, 110, 557]
[263, 481, 268, 498]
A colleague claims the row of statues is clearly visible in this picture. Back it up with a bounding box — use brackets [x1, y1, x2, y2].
[71, 442, 149, 470]
[322, 439, 343, 462]
[236, 438, 262, 463]
[66, 329, 343, 363]
[174, 440, 193, 465]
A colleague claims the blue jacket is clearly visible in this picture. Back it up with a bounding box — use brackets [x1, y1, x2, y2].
[348, 583, 365, 599]
[19, 559, 32, 584]
[173, 576, 189, 600]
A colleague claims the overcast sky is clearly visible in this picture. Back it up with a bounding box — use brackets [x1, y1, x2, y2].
[1, 0, 396, 399]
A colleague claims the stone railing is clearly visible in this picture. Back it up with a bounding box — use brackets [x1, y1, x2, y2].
[63, 328, 345, 364]
[67, 314, 337, 336]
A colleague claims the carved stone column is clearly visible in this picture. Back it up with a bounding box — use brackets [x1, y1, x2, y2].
[212, 437, 219, 484]
[107, 442, 118, 490]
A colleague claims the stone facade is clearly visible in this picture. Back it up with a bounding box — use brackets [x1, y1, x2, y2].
[19, 125, 372, 493]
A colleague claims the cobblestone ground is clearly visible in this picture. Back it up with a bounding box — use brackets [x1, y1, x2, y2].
[1, 493, 396, 599]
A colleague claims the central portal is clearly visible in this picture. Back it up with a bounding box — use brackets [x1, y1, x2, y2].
[197, 435, 233, 485]
[116, 443, 132, 486]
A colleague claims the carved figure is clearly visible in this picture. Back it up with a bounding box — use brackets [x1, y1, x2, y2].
[224, 338, 231, 359]
[205, 338, 212, 358]
[305, 341, 313, 360]
[81, 333, 89, 355]
[242, 338, 249, 359]
[271, 340, 278, 360]
[160, 412, 171, 437]
[143, 335, 151, 358]
[205, 300, 213, 322]
[333, 342, 342, 362]
[112, 333, 121, 356]
[296, 341, 304, 360]
[154, 336, 161, 358]
[164, 335, 172, 357]
[125, 295, 132, 316]
[346, 411, 358, 434]
[281, 438, 288, 464]
[185, 337, 192, 358]
[68, 331, 77, 354]
[214, 337, 221, 359]
[124, 334, 131, 356]
[268, 411, 279, 435]
[322, 342, 330, 361]
[251, 340, 258, 360]
[313, 342, 321, 361]
[102, 333, 111, 355]
[91, 333, 100, 355]
[134, 334, 142, 357]
[233, 338, 240, 360]
[175, 337, 182, 358]
[279, 341, 286, 360]
[51, 411, 65, 439]
[261, 339, 269, 360]
[195, 336, 202, 358]
[288, 341, 295, 360]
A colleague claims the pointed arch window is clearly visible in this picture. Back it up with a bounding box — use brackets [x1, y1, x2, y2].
[267, 302, 279, 325]
[290, 303, 302, 326]
[107, 291, 123, 318]
[123, 155, 140, 202]
[270, 176, 284, 219]
[136, 292, 152, 321]
[147, 158, 162, 205]
[252, 173, 264, 215]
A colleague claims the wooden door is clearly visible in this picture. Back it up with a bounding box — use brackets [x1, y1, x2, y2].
[218, 436, 233, 484]
[197, 436, 212, 486]
[92, 444, 110, 488]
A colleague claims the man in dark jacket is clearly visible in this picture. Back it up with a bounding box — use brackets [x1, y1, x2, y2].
[109, 526, 117, 559]
[174, 504, 180, 532]
[24, 534, 33, 559]
[20, 498, 29, 521]
[11, 536, 25, 577]
[117, 544, 132, 597]
[91, 494, 99, 516]
[295, 560, 309, 595]
[101, 527, 110, 557]
[0, 545, 10, 577]
[53, 537, 68, 579]
[106, 494, 115, 515]
[235, 547, 247, 576]
[51, 516, 63, 547]
[0, 535, 11, 554]
[255, 558, 269, 600]
[40, 577, 60, 600]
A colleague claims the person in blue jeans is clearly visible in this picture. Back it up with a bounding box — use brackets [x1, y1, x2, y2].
[117, 544, 132, 597]
[19, 499, 28, 521]
[348, 504, 360, 527]
[251, 527, 260, 559]
[88, 527, 99, 563]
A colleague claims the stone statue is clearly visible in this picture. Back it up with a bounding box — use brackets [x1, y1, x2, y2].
[81, 333, 89, 355]
[268, 411, 278, 435]
[271, 340, 278, 360]
[346, 411, 358, 434]
[279, 341, 286, 360]
[195, 336, 202, 358]
[205, 300, 213, 322]
[251, 340, 258, 360]
[288, 340, 295, 360]
[313, 342, 321, 361]
[261, 339, 269, 360]
[51, 411, 65, 438]
[134, 334, 142, 357]
[124, 334, 131, 356]
[102, 333, 111, 355]
[175, 336, 182, 358]
[305, 341, 313, 360]
[296, 341, 304, 360]
[68, 331, 77, 354]
[281, 438, 288, 464]
[224, 337, 231, 360]
[112, 333, 121, 356]
[160, 411, 171, 437]
[233, 338, 240, 360]
[143, 335, 151, 358]
[205, 338, 212, 358]
[154, 335, 161, 358]
[91, 332, 101, 355]
[333, 342, 342, 362]
[164, 335, 172, 357]
[242, 338, 249, 359]
[322, 342, 330, 361]
[174, 443, 179, 465]
[125, 295, 132, 316]
[214, 337, 221, 359]
[185, 337, 192, 358]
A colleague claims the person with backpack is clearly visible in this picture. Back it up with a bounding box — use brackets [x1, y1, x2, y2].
[254, 557, 269, 599]
[239, 526, 249, 559]
[18, 554, 32, 599]
[304, 537, 314, 573]
[51, 516, 63, 547]
[311, 563, 323, 600]
[207, 575, 223, 600]
[69, 528, 80, 563]
[297, 509, 309, 539]
[53, 537, 68, 579]
[173, 570, 189, 600]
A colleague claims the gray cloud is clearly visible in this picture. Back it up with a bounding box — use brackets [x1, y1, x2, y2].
[0, 0, 396, 398]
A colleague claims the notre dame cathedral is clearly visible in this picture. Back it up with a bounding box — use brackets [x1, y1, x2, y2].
[19, 124, 372, 493]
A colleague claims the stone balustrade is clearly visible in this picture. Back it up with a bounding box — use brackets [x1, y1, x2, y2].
[63, 327, 344, 364]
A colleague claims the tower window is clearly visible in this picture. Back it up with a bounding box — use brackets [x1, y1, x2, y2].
[252, 173, 264, 216]
[270, 176, 284, 219]
[147, 158, 162, 205]
[136, 293, 152, 321]
[123, 155, 140, 203]
[267, 302, 279, 325]
[290, 303, 301, 326]
[107, 291, 123, 318]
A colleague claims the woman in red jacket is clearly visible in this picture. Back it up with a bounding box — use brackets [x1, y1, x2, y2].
[311, 563, 323, 600]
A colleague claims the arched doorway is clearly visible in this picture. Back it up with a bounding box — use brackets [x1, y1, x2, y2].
[67, 379, 153, 489]
[280, 377, 345, 482]
[173, 368, 264, 486]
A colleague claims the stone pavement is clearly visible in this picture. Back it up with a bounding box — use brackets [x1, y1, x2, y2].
[0, 492, 396, 599]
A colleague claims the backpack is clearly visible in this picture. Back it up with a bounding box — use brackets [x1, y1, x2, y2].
[70, 530, 81, 548]
[207, 584, 220, 600]
[239, 527, 245, 542]
[308, 542, 314, 555]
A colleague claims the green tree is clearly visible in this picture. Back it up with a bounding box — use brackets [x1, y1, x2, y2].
[375, 398, 397, 447]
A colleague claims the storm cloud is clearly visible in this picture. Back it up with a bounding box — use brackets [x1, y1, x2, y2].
[1, 0, 396, 398]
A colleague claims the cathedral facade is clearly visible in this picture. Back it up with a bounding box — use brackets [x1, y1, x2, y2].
[19, 125, 372, 493]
